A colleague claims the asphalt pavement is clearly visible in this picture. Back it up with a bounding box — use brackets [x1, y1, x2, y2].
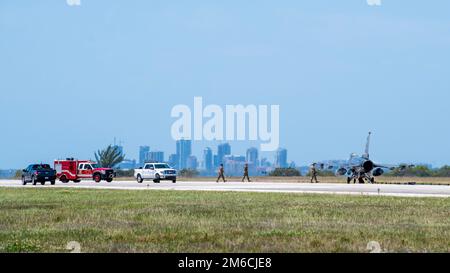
[1, 179, 449, 198]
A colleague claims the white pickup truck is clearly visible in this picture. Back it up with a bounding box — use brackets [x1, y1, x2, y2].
[134, 163, 177, 183]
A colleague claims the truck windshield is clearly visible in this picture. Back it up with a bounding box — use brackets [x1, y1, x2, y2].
[154, 164, 170, 169]
[91, 164, 100, 168]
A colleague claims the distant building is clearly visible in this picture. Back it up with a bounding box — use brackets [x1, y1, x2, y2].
[213, 155, 219, 169]
[246, 147, 259, 166]
[224, 155, 246, 176]
[275, 148, 288, 168]
[176, 139, 192, 169]
[217, 143, 231, 167]
[117, 159, 136, 170]
[168, 154, 178, 169]
[260, 157, 272, 167]
[203, 147, 213, 173]
[139, 146, 150, 165]
[245, 147, 259, 175]
[0, 169, 16, 179]
[147, 151, 164, 163]
[186, 156, 198, 170]
[113, 145, 124, 156]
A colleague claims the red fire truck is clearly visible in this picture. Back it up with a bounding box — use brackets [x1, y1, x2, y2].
[54, 158, 115, 183]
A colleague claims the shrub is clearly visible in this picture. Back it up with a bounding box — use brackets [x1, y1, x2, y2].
[179, 169, 199, 178]
[269, 168, 301, 177]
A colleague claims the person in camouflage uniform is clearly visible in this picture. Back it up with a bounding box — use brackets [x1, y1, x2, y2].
[216, 164, 226, 183]
[310, 163, 319, 183]
[242, 163, 251, 182]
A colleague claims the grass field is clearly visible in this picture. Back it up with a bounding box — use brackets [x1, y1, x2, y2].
[0, 188, 449, 253]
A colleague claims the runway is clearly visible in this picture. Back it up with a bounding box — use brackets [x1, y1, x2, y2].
[1, 179, 450, 198]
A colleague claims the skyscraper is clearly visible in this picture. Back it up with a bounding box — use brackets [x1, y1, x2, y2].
[213, 155, 219, 169]
[217, 143, 231, 166]
[176, 139, 192, 170]
[275, 148, 288, 168]
[186, 155, 198, 170]
[168, 154, 178, 168]
[113, 145, 124, 157]
[112, 138, 124, 157]
[246, 147, 259, 166]
[147, 151, 164, 163]
[246, 147, 259, 175]
[223, 155, 246, 176]
[203, 147, 213, 173]
[139, 146, 150, 165]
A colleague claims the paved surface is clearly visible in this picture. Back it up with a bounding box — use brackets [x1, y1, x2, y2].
[1, 179, 450, 198]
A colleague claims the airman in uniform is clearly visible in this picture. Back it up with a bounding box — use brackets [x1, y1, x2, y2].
[310, 163, 319, 183]
[242, 163, 251, 182]
[216, 164, 226, 183]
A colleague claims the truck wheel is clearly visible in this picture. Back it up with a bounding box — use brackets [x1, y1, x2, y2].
[347, 177, 351, 184]
[137, 174, 143, 183]
[358, 178, 365, 184]
[51, 180, 56, 185]
[32, 176, 37, 185]
[60, 176, 69, 183]
[172, 179, 176, 183]
[22, 176, 27, 185]
[73, 180, 81, 183]
[106, 178, 113, 183]
[153, 174, 161, 183]
[94, 174, 101, 183]
[41, 181, 45, 185]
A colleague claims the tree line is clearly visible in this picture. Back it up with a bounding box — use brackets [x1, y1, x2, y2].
[9, 144, 450, 178]
[386, 165, 450, 177]
[270, 166, 450, 177]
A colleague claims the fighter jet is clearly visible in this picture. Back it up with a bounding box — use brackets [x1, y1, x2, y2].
[320, 132, 397, 184]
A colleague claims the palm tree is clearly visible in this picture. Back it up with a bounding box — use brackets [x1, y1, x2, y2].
[95, 145, 125, 168]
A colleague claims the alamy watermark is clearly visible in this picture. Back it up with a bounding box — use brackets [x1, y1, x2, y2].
[66, 241, 82, 253]
[171, 97, 280, 152]
[367, 0, 382, 6]
[66, 0, 81, 6]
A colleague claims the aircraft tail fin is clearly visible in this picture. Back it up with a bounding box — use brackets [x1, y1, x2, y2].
[363, 132, 371, 159]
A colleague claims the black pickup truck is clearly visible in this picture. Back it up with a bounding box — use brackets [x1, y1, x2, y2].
[22, 164, 57, 185]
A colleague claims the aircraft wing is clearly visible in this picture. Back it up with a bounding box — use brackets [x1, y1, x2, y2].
[374, 163, 414, 170]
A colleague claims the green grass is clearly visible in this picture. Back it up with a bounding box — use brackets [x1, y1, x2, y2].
[0, 188, 449, 253]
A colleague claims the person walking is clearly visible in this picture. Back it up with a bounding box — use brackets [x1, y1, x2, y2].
[310, 163, 319, 183]
[216, 164, 226, 183]
[242, 163, 251, 182]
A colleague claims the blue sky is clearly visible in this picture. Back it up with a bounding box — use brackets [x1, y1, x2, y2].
[1, 0, 450, 168]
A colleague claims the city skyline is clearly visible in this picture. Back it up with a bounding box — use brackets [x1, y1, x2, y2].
[114, 138, 291, 175]
[116, 137, 440, 173]
[0, 133, 440, 170]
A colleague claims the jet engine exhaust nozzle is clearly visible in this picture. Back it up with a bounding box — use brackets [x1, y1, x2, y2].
[363, 160, 374, 172]
[336, 168, 348, 176]
[372, 168, 384, 177]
